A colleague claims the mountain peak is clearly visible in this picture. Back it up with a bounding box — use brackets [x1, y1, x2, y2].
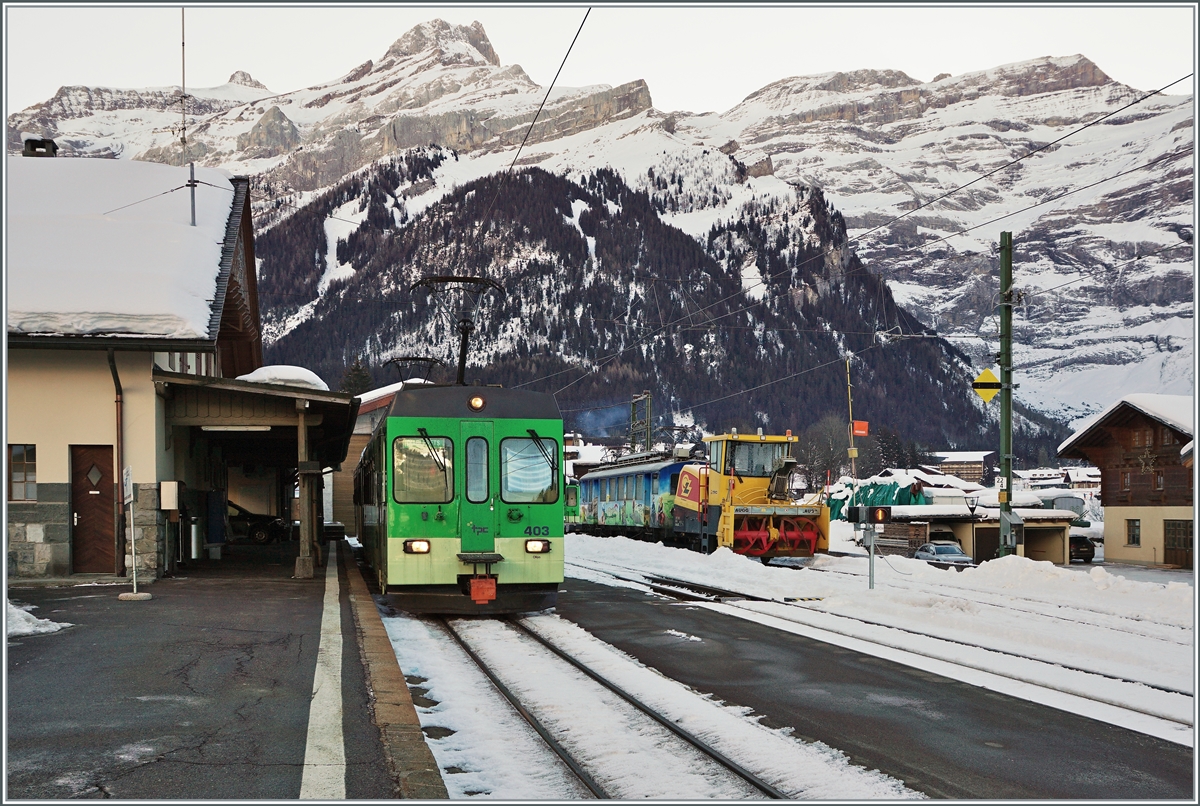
[228, 70, 269, 90]
[383, 19, 500, 67]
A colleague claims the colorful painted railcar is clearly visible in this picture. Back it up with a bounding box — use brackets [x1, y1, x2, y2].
[575, 431, 829, 560]
[354, 384, 565, 614]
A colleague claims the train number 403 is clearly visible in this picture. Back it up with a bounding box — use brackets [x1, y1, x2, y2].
[523, 526, 550, 536]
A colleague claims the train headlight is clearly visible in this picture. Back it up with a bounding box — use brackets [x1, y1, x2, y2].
[403, 539, 432, 554]
[467, 395, 486, 412]
[525, 539, 551, 554]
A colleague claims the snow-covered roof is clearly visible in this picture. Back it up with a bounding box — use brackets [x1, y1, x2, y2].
[931, 451, 994, 463]
[1064, 467, 1101, 483]
[236, 365, 329, 391]
[867, 468, 984, 491]
[1058, 394, 1194, 456]
[6, 156, 238, 339]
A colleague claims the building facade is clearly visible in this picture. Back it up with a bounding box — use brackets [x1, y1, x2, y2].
[1057, 395, 1193, 569]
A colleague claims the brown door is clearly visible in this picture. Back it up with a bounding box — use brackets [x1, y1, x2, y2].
[974, 527, 1000, 563]
[1164, 520, 1193, 569]
[71, 445, 115, 573]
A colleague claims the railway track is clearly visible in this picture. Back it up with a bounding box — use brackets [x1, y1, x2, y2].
[805, 564, 1191, 639]
[564, 559, 1194, 737]
[438, 616, 788, 799]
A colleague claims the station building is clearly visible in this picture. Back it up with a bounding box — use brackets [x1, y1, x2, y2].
[6, 149, 356, 582]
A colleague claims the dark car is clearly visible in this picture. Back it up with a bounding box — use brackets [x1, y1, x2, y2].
[227, 501, 288, 544]
[1069, 534, 1096, 563]
[913, 541, 974, 565]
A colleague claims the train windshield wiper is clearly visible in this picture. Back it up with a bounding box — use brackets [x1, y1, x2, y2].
[526, 429, 558, 476]
[417, 427, 447, 474]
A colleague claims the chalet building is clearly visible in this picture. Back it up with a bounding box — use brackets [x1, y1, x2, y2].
[1057, 394, 1193, 569]
[928, 451, 995, 484]
[6, 149, 356, 582]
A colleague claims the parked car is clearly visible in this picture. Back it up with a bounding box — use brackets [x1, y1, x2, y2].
[1069, 534, 1096, 563]
[227, 501, 288, 544]
[914, 541, 974, 565]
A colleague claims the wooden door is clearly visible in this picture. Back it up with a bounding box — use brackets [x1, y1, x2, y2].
[973, 527, 1000, 564]
[71, 445, 115, 573]
[1164, 520, 1193, 569]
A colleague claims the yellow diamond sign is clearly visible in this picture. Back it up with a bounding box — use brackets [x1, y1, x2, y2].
[972, 368, 1001, 403]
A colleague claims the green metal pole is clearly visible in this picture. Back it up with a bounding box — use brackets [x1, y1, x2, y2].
[998, 231, 1014, 557]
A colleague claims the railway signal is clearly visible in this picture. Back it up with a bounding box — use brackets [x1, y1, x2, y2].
[867, 506, 892, 524]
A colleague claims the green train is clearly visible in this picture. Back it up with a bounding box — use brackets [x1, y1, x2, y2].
[354, 383, 572, 614]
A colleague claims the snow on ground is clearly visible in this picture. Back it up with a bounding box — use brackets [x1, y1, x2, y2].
[382, 605, 920, 799]
[516, 614, 920, 799]
[566, 526, 1194, 743]
[380, 613, 593, 799]
[7, 600, 72, 637]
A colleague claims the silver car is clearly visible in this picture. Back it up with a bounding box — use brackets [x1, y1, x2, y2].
[914, 541, 973, 565]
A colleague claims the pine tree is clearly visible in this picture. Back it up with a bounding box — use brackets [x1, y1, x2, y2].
[338, 358, 374, 396]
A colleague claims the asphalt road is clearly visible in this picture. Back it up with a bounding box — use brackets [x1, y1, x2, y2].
[5, 545, 393, 800]
[554, 578, 1194, 800]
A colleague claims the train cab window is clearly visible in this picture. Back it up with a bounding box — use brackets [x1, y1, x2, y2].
[501, 437, 559, 504]
[466, 437, 489, 503]
[669, 473, 680, 494]
[729, 441, 786, 478]
[710, 443, 724, 476]
[393, 436, 454, 503]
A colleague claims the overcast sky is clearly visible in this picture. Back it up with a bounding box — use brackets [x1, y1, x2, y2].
[4, 4, 1196, 116]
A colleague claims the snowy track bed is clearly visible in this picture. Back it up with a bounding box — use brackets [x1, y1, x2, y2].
[380, 606, 920, 799]
[564, 534, 1194, 747]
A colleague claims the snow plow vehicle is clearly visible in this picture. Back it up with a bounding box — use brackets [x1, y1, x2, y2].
[575, 430, 830, 560]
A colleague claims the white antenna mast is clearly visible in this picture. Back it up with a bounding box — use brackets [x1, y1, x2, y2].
[180, 7, 187, 149]
[181, 7, 196, 226]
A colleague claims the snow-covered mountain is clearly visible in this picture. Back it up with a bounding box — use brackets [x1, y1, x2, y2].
[8, 20, 1192, 430]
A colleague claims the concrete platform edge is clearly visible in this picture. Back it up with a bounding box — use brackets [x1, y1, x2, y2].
[341, 541, 448, 799]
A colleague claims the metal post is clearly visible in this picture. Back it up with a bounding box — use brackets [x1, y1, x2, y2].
[294, 401, 314, 579]
[998, 231, 1015, 557]
[868, 525, 875, 590]
[189, 162, 196, 227]
[845, 356, 858, 479]
[456, 318, 473, 385]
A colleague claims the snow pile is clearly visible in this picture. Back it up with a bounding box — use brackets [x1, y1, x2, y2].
[7, 600, 71, 637]
[235, 365, 329, 391]
[6, 157, 235, 339]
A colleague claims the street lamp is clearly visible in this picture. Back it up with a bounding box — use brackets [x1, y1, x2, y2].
[964, 493, 980, 562]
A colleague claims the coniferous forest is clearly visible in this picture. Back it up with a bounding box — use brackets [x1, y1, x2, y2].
[257, 149, 1066, 462]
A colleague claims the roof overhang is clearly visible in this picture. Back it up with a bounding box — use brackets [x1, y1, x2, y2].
[9, 333, 215, 352]
[154, 369, 360, 470]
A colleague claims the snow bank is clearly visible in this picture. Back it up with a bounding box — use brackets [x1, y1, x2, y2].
[7, 600, 72, 637]
[236, 365, 329, 391]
